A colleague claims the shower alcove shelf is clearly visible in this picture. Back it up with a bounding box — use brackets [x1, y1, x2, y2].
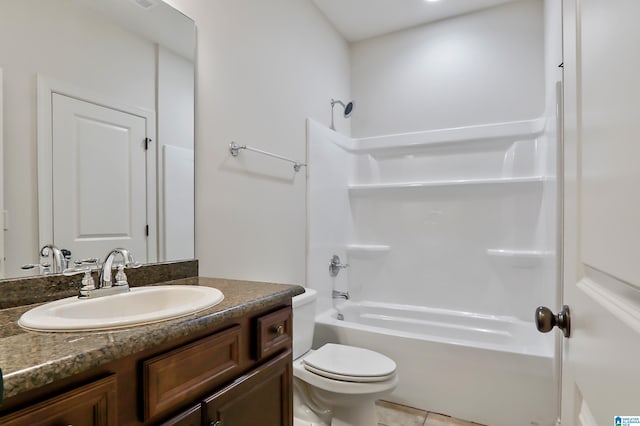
[348, 175, 546, 195]
[486, 249, 555, 268]
[345, 244, 390, 258]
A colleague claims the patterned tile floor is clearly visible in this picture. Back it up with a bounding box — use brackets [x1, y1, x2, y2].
[376, 400, 485, 426]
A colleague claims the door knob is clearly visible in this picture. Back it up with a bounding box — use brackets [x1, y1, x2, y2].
[535, 305, 571, 338]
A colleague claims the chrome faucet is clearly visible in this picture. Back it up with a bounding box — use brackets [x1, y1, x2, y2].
[100, 248, 141, 289]
[22, 244, 70, 274]
[332, 290, 350, 300]
[40, 245, 69, 273]
[63, 248, 141, 299]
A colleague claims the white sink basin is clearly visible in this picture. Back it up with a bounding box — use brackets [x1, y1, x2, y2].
[18, 285, 224, 332]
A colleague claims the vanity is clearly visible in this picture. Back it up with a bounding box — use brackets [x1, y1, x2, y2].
[0, 274, 304, 425]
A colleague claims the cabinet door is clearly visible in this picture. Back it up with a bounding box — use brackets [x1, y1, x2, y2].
[159, 404, 202, 426]
[0, 375, 117, 426]
[204, 350, 292, 426]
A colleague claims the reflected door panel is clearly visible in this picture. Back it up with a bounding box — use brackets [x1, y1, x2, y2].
[163, 144, 194, 261]
[52, 93, 148, 262]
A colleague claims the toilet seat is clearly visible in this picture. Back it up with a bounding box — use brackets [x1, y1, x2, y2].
[302, 343, 396, 383]
[294, 357, 398, 396]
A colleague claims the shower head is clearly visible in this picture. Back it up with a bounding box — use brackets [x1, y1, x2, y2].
[330, 98, 355, 130]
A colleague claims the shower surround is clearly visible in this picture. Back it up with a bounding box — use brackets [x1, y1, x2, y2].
[305, 117, 558, 426]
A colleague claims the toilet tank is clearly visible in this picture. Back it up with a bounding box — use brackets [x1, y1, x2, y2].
[292, 287, 317, 359]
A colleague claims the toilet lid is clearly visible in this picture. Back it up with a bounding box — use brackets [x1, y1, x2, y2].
[302, 343, 396, 383]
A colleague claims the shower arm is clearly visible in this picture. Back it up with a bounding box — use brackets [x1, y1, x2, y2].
[330, 99, 344, 131]
[330, 98, 353, 131]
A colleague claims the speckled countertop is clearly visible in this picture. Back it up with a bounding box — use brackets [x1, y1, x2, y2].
[0, 277, 304, 401]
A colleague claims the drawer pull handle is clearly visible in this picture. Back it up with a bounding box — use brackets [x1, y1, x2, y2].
[210, 421, 222, 426]
[272, 324, 285, 336]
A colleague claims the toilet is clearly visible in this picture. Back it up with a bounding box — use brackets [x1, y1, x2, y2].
[292, 288, 398, 426]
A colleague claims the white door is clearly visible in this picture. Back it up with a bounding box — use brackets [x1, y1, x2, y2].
[52, 93, 149, 263]
[559, 0, 640, 424]
[0, 67, 4, 278]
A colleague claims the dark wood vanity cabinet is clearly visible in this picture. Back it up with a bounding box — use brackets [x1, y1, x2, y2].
[0, 375, 117, 426]
[0, 304, 293, 426]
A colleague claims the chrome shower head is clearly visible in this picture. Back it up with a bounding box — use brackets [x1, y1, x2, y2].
[330, 98, 355, 130]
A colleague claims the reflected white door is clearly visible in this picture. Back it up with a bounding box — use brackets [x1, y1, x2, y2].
[560, 0, 640, 423]
[0, 68, 4, 278]
[163, 144, 194, 261]
[52, 93, 148, 262]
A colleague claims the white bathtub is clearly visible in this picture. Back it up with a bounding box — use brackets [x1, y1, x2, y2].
[313, 301, 557, 426]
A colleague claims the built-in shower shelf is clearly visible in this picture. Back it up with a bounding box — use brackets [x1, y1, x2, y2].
[346, 244, 391, 258]
[348, 176, 547, 195]
[487, 249, 554, 268]
[351, 118, 546, 153]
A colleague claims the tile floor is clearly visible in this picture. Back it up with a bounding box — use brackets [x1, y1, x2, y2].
[376, 400, 485, 426]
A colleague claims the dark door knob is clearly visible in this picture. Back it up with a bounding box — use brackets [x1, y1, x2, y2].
[535, 305, 571, 338]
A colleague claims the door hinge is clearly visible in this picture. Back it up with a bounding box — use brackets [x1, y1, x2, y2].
[145, 225, 149, 236]
[144, 137, 152, 150]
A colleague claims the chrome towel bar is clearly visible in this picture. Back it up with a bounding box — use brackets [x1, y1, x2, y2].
[229, 142, 306, 172]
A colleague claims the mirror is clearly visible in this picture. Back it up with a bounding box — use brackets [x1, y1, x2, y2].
[0, 0, 195, 278]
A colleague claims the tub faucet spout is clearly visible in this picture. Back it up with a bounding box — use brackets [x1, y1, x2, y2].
[332, 290, 350, 300]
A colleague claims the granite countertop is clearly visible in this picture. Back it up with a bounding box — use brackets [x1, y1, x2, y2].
[0, 277, 304, 401]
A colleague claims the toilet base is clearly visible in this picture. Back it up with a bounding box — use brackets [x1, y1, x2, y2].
[314, 387, 380, 426]
[294, 417, 329, 426]
[294, 376, 383, 426]
[294, 377, 331, 426]
[329, 402, 378, 426]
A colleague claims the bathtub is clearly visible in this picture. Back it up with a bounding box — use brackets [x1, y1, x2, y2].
[313, 301, 557, 426]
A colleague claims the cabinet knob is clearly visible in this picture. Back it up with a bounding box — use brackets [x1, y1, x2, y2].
[272, 324, 285, 336]
[210, 421, 221, 426]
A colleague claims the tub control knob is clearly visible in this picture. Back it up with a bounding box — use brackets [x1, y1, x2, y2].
[535, 305, 571, 338]
[329, 255, 350, 277]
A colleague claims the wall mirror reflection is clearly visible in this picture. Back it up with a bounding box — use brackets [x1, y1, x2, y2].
[0, 0, 195, 279]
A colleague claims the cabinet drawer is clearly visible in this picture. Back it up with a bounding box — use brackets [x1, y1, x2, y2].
[143, 325, 241, 420]
[0, 375, 117, 426]
[255, 307, 292, 360]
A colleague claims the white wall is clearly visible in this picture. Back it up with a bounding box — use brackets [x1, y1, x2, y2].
[166, 0, 351, 284]
[0, 0, 156, 275]
[350, 0, 544, 138]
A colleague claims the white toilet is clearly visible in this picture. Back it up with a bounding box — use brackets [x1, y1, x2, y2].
[292, 288, 398, 426]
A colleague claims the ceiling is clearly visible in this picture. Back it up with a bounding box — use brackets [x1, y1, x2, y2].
[312, 0, 522, 42]
[74, 0, 195, 60]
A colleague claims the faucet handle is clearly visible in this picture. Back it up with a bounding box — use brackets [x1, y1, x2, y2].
[21, 263, 45, 270]
[21, 263, 52, 274]
[63, 267, 97, 290]
[63, 266, 92, 276]
[329, 255, 350, 277]
[74, 258, 99, 265]
[73, 258, 102, 271]
[63, 267, 97, 295]
[114, 264, 128, 286]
